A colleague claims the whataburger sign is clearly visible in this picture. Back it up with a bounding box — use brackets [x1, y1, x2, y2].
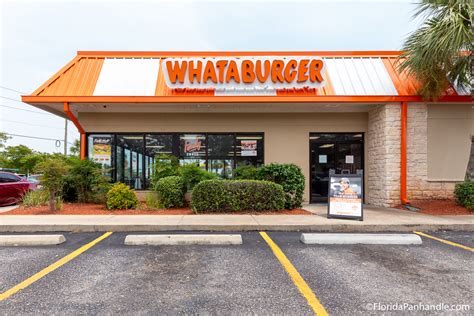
[162, 57, 326, 90]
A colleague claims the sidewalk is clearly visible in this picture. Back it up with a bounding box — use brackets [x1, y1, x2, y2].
[0, 205, 472, 232]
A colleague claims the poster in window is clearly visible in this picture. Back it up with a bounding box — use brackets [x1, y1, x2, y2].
[184, 137, 202, 156]
[92, 137, 111, 165]
[241, 140, 257, 156]
[327, 174, 363, 220]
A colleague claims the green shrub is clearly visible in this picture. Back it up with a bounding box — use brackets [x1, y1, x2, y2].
[454, 181, 474, 210]
[257, 163, 305, 209]
[191, 180, 285, 213]
[150, 154, 180, 188]
[179, 164, 217, 191]
[145, 192, 162, 209]
[22, 189, 49, 207]
[233, 165, 260, 180]
[36, 158, 69, 211]
[106, 182, 139, 210]
[155, 176, 185, 208]
[62, 157, 111, 203]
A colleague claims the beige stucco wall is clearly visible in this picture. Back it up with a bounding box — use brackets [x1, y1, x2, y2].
[79, 112, 369, 202]
[427, 104, 474, 181]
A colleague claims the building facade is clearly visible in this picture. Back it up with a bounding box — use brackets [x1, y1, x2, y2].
[23, 51, 473, 207]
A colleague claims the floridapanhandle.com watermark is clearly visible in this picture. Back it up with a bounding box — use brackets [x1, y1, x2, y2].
[365, 302, 471, 313]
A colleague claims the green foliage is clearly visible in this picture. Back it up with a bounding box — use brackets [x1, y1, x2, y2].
[64, 157, 110, 203]
[106, 182, 139, 210]
[22, 189, 49, 207]
[257, 163, 305, 209]
[179, 164, 217, 191]
[454, 181, 474, 210]
[70, 139, 80, 156]
[145, 192, 163, 209]
[0, 145, 49, 174]
[233, 165, 260, 180]
[35, 158, 69, 211]
[398, 0, 473, 99]
[150, 154, 180, 188]
[0, 132, 9, 150]
[155, 176, 185, 208]
[191, 180, 285, 213]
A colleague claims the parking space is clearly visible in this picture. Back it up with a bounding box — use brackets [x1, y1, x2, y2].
[0, 231, 472, 314]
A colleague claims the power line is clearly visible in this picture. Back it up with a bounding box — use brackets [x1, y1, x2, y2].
[1, 119, 65, 130]
[0, 86, 26, 95]
[0, 95, 27, 104]
[4, 133, 75, 145]
[0, 104, 52, 116]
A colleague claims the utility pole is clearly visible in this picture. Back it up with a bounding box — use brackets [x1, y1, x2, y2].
[64, 119, 68, 155]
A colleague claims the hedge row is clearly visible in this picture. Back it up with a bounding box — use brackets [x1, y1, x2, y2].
[191, 180, 285, 212]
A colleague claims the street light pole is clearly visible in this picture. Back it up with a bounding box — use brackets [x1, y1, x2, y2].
[64, 119, 68, 155]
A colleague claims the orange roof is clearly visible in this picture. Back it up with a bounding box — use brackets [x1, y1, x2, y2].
[23, 51, 470, 103]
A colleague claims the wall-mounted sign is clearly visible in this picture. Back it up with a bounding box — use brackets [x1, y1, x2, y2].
[92, 137, 111, 165]
[184, 138, 202, 155]
[241, 140, 257, 156]
[162, 57, 325, 90]
[327, 173, 363, 220]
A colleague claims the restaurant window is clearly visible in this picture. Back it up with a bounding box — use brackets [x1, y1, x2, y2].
[116, 135, 144, 189]
[87, 132, 264, 190]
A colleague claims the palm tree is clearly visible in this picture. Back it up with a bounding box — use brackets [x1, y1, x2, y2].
[398, 0, 472, 99]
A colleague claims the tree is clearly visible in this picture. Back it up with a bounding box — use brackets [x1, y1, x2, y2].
[0, 132, 9, 150]
[70, 139, 80, 156]
[398, 0, 473, 99]
[36, 158, 69, 211]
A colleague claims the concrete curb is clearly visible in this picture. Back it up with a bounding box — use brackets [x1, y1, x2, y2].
[300, 233, 423, 245]
[124, 234, 243, 245]
[0, 234, 66, 246]
[0, 224, 472, 233]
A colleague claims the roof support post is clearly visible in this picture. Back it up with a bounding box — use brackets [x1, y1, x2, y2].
[63, 102, 86, 160]
[400, 101, 408, 205]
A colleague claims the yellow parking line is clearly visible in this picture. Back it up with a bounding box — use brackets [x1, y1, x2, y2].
[0, 232, 113, 301]
[259, 232, 328, 316]
[414, 231, 474, 252]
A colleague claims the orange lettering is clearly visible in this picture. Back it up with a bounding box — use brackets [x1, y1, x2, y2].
[297, 60, 309, 83]
[255, 60, 270, 83]
[203, 61, 218, 84]
[284, 59, 297, 83]
[216, 60, 228, 83]
[225, 60, 241, 83]
[241, 60, 255, 83]
[271, 60, 284, 83]
[166, 60, 187, 84]
[188, 61, 202, 83]
[309, 59, 324, 83]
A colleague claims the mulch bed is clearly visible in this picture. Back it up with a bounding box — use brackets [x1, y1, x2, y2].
[396, 199, 472, 215]
[3, 203, 311, 215]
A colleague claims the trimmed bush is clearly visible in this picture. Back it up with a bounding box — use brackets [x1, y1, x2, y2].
[454, 181, 474, 210]
[150, 154, 180, 188]
[106, 183, 139, 210]
[257, 163, 305, 209]
[155, 176, 185, 208]
[233, 165, 260, 180]
[179, 164, 217, 191]
[191, 180, 285, 213]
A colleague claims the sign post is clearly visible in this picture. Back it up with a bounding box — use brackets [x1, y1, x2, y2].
[327, 170, 364, 221]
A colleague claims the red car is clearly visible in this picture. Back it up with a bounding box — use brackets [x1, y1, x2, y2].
[0, 171, 31, 206]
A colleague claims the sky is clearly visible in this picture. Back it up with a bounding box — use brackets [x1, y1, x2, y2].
[0, 0, 421, 153]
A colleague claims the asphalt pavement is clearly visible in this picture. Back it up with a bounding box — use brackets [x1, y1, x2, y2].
[0, 231, 472, 315]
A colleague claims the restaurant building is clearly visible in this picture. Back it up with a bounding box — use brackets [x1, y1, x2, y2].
[22, 51, 473, 207]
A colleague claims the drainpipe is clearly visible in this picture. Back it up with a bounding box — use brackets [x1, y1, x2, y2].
[400, 101, 408, 205]
[63, 102, 86, 160]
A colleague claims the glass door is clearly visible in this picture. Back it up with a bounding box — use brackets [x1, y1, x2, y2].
[310, 134, 364, 203]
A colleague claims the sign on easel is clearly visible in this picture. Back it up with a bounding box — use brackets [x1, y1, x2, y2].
[327, 170, 364, 221]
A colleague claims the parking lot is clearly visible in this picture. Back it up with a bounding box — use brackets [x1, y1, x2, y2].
[0, 231, 472, 315]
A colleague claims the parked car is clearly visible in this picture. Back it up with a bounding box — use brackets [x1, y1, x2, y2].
[0, 171, 31, 206]
[27, 174, 42, 190]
